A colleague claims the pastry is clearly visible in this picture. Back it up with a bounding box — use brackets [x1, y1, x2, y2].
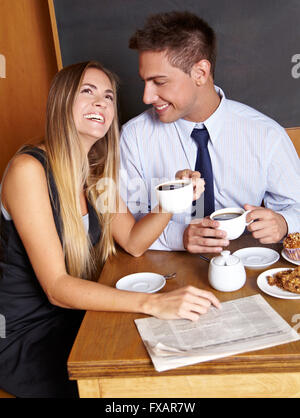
[267, 266, 300, 294]
[283, 233, 300, 261]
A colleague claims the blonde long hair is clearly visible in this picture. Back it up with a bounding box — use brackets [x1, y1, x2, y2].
[44, 61, 119, 279]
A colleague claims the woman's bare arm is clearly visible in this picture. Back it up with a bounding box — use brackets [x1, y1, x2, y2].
[2, 155, 219, 319]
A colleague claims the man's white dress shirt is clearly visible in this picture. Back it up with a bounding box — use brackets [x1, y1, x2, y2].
[120, 87, 300, 251]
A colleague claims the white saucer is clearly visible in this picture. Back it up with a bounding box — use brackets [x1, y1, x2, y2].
[233, 247, 279, 269]
[257, 267, 300, 299]
[281, 249, 300, 266]
[115, 272, 166, 293]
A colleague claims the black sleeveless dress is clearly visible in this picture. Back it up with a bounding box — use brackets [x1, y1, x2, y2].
[0, 148, 101, 398]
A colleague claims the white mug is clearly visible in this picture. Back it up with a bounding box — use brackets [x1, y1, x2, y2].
[210, 207, 252, 240]
[155, 179, 193, 213]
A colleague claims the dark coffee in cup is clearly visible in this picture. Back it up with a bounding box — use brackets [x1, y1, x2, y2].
[158, 183, 187, 191]
[212, 212, 241, 221]
[210, 207, 252, 240]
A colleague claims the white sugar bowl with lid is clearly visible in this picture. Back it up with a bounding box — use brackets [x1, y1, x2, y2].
[208, 250, 246, 292]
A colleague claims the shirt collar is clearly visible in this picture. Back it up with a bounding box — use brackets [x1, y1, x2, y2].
[174, 86, 227, 145]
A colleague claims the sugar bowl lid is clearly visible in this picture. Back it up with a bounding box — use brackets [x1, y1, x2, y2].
[212, 250, 240, 266]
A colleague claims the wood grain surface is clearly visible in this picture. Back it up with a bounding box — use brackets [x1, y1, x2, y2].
[68, 234, 300, 393]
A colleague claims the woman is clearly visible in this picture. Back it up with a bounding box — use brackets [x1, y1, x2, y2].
[0, 61, 219, 398]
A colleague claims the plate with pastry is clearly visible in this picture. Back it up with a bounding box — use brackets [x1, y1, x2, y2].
[281, 250, 300, 266]
[257, 267, 300, 299]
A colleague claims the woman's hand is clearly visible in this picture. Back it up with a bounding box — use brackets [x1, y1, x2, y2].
[176, 169, 205, 201]
[143, 286, 221, 321]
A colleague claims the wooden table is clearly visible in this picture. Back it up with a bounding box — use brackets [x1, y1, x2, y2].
[68, 235, 300, 398]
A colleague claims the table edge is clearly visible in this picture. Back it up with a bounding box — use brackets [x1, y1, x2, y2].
[68, 355, 300, 380]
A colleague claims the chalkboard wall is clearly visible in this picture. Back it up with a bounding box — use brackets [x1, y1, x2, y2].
[52, 0, 300, 127]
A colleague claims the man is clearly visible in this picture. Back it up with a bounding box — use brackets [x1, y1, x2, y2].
[120, 11, 300, 254]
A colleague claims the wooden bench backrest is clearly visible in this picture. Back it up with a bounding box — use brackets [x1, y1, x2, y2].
[286, 127, 300, 157]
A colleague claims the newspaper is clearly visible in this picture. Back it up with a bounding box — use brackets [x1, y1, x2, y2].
[134, 294, 300, 372]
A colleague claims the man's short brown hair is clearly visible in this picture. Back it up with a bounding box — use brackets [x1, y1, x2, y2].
[129, 11, 217, 76]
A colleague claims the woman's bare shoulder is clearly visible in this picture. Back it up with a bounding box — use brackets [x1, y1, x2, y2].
[4, 152, 45, 182]
[2, 151, 47, 209]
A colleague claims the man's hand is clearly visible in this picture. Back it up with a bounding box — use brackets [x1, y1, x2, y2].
[176, 169, 205, 201]
[183, 217, 229, 254]
[244, 204, 288, 243]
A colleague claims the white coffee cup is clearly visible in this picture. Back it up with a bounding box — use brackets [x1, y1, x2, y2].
[210, 207, 252, 240]
[155, 179, 193, 213]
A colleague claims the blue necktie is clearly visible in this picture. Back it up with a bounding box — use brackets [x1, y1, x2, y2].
[191, 127, 215, 217]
